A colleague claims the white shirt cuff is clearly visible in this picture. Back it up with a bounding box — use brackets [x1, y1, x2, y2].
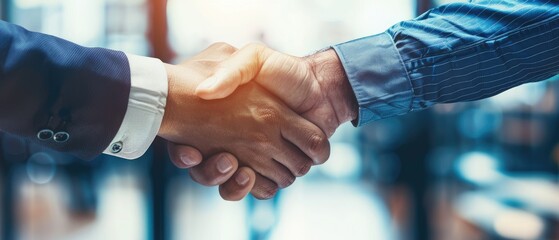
[103, 54, 168, 159]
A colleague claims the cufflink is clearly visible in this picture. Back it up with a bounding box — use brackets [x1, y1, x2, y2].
[37, 129, 54, 141]
[110, 141, 123, 154]
[53, 131, 70, 143]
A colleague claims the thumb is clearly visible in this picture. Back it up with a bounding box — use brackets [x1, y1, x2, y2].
[194, 69, 243, 100]
[195, 43, 269, 100]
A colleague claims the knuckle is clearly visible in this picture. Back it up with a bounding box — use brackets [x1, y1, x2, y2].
[277, 173, 296, 189]
[219, 44, 237, 54]
[295, 161, 312, 177]
[246, 42, 265, 52]
[252, 180, 279, 200]
[210, 42, 236, 52]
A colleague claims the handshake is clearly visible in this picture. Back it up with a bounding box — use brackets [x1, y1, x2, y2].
[158, 43, 359, 201]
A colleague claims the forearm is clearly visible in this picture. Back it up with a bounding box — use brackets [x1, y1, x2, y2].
[393, 0, 559, 107]
[333, 0, 559, 126]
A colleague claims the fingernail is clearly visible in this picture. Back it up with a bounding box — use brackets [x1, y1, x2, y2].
[235, 171, 250, 186]
[216, 156, 233, 173]
[180, 154, 197, 167]
[197, 76, 218, 91]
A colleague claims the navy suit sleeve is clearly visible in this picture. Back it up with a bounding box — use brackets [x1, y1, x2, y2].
[0, 21, 131, 159]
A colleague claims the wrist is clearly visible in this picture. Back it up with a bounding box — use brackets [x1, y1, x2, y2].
[158, 64, 179, 137]
[307, 49, 358, 124]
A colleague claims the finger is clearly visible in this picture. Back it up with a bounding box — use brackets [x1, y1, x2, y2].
[250, 173, 279, 200]
[242, 156, 296, 189]
[189, 42, 238, 62]
[195, 43, 272, 100]
[189, 153, 238, 186]
[167, 142, 203, 169]
[273, 140, 313, 177]
[219, 167, 256, 201]
[281, 116, 331, 165]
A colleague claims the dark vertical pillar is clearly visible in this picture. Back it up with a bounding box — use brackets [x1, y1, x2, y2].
[393, 111, 432, 240]
[147, 0, 175, 62]
[150, 139, 167, 240]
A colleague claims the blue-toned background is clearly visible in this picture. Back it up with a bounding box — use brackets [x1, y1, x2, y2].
[0, 0, 558, 240]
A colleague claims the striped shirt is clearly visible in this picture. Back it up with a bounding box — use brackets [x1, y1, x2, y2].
[333, 0, 559, 126]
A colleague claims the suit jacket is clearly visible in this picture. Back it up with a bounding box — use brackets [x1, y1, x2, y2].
[0, 20, 131, 159]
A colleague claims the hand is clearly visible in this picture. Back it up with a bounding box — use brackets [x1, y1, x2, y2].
[159, 43, 330, 199]
[195, 44, 359, 137]
[167, 143, 256, 201]
[166, 44, 255, 200]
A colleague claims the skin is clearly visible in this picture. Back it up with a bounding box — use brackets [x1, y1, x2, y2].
[166, 44, 255, 200]
[159, 43, 331, 199]
[196, 44, 358, 137]
[180, 43, 359, 200]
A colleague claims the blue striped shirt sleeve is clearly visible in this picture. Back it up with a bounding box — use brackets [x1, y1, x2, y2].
[333, 0, 559, 126]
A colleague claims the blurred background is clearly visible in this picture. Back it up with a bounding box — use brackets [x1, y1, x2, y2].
[1, 0, 558, 239]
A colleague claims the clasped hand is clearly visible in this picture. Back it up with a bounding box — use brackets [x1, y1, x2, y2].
[160, 43, 358, 200]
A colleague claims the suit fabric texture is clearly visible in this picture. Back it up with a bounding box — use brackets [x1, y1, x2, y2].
[0, 20, 131, 159]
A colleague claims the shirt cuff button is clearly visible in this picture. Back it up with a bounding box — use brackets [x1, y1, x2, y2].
[37, 129, 54, 141]
[111, 141, 123, 154]
[53, 131, 70, 143]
